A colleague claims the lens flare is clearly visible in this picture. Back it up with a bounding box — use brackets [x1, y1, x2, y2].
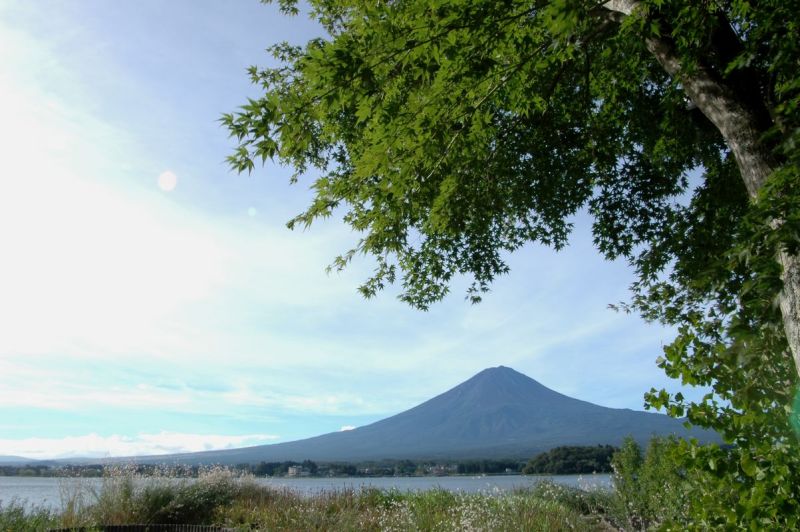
[157, 171, 178, 192]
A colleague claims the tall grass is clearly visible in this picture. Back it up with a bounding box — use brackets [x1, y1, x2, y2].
[4, 446, 695, 532]
[1, 466, 613, 531]
[0, 499, 58, 532]
[219, 485, 597, 531]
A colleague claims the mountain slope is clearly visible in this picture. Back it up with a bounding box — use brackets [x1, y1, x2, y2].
[131, 366, 716, 464]
[0, 455, 36, 465]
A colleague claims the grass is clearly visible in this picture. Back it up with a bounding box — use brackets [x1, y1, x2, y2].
[0, 499, 59, 531]
[218, 484, 606, 531]
[1, 467, 622, 531]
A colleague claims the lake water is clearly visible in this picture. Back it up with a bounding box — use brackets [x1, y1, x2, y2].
[0, 474, 611, 512]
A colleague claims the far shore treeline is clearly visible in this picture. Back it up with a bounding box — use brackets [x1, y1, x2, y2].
[0, 445, 616, 478]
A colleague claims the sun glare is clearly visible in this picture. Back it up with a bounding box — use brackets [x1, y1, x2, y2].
[158, 170, 178, 192]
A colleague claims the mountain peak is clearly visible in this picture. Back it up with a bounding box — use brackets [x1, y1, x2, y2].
[473, 365, 539, 380]
[483, 365, 516, 373]
[122, 366, 718, 464]
[458, 365, 551, 393]
[470, 365, 528, 382]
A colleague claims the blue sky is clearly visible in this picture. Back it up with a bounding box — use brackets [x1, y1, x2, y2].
[0, 0, 699, 460]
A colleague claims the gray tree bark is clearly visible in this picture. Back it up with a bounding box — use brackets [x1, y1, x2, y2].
[779, 251, 800, 377]
[604, 0, 800, 378]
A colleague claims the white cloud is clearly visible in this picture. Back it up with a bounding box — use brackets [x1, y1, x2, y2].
[0, 29, 232, 361]
[0, 432, 279, 460]
[0, 380, 192, 412]
[339, 425, 355, 432]
[220, 380, 372, 415]
[0, 20, 361, 368]
[0, 358, 389, 419]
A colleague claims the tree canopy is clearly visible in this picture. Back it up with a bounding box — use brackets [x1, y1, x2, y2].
[224, 0, 800, 526]
[523, 445, 616, 474]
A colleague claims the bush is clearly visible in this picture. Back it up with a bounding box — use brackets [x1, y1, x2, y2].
[150, 473, 236, 524]
[610, 436, 689, 530]
[72, 465, 244, 526]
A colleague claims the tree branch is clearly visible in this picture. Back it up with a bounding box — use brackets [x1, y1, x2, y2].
[600, 0, 774, 197]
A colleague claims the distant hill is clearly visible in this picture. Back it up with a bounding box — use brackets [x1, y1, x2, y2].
[0, 455, 36, 465]
[125, 366, 717, 464]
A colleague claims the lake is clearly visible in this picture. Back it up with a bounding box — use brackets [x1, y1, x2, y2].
[0, 474, 611, 511]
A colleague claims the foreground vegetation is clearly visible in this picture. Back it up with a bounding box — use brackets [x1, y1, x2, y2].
[5, 436, 792, 529]
[1, 468, 609, 531]
[0, 437, 731, 531]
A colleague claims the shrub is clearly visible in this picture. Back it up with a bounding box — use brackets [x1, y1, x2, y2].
[610, 436, 689, 529]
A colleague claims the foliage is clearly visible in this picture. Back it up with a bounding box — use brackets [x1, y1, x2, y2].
[641, 169, 800, 528]
[609, 437, 690, 530]
[524, 445, 616, 475]
[222, 0, 798, 309]
[223, 0, 800, 527]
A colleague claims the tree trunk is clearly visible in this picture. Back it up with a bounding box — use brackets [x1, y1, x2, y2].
[780, 251, 800, 377]
[603, 1, 800, 377]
